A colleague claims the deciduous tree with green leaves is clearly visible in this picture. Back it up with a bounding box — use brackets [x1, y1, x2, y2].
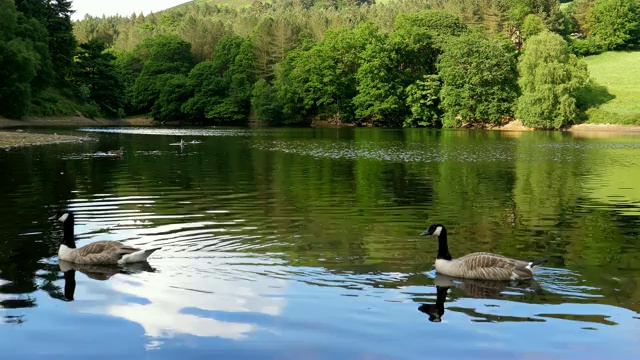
[515, 31, 589, 129]
[587, 0, 640, 50]
[437, 32, 519, 127]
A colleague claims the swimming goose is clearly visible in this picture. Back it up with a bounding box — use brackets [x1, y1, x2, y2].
[420, 224, 547, 281]
[53, 211, 161, 265]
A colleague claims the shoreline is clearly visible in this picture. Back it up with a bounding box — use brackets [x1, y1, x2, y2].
[0, 131, 89, 150]
[0, 116, 155, 129]
[0, 116, 640, 137]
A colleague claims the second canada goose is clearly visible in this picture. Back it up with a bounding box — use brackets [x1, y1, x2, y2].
[53, 211, 161, 265]
[420, 224, 547, 281]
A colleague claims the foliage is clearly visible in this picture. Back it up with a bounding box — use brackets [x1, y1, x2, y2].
[516, 31, 590, 129]
[566, 0, 598, 36]
[251, 78, 284, 123]
[569, 37, 603, 55]
[404, 75, 442, 127]
[131, 34, 195, 114]
[4, 0, 635, 127]
[0, 0, 50, 118]
[181, 35, 255, 123]
[587, 0, 640, 50]
[74, 39, 124, 117]
[39, 0, 76, 86]
[522, 14, 547, 39]
[437, 32, 519, 127]
[283, 22, 379, 122]
[353, 11, 461, 126]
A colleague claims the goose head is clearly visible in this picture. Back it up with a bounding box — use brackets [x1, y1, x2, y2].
[419, 224, 445, 237]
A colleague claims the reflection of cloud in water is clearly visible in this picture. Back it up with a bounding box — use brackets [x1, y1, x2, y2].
[68, 256, 287, 347]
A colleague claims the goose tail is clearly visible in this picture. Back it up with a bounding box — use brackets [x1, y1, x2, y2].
[119, 247, 162, 264]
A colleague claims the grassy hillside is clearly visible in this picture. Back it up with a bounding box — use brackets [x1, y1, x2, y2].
[166, 0, 254, 12]
[582, 51, 640, 125]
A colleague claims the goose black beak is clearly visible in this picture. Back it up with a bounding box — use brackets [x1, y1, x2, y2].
[420, 229, 433, 236]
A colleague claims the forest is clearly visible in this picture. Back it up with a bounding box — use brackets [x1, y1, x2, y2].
[1, 0, 639, 129]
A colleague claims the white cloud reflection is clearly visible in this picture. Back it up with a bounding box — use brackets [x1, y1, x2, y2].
[63, 256, 288, 348]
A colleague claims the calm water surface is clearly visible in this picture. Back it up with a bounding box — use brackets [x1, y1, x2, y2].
[1, 127, 640, 359]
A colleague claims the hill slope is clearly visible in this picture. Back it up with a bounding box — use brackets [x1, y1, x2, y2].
[165, 0, 254, 12]
[582, 51, 640, 125]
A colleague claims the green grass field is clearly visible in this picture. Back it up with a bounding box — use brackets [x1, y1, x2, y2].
[582, 51, 640, 125]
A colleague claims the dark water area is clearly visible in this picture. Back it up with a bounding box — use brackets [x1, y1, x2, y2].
[1, 127, 639, 359]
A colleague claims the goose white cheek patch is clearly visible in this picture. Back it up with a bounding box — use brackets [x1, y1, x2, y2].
[433, 226, 442, 236]
[58, 213, 69, 222]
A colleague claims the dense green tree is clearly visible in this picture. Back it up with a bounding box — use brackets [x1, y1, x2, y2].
[437, 32, 519, 127]
[284, 22, 378, 122]
[269, 42, 313, 125]
[46, 0, 77, 85]
[567, 0, 598, 35]
[251, 78, 284, 123]
[503, 0, 565, 32]
[354, 11, 462, 125]
[404, 75, 442, 127]
[131, 34, 195, 113]
[587, 0, 640, 50]
[180, 15, 229, 61]
[182, 35, 255, 123]
[0, 0, 50, 118]
[393, 9, 469, 50]
[515, 31, 589, 129]
[522, 13, 547, 39]
[74, 39, 124, 116]
[150, 74, 190, 120]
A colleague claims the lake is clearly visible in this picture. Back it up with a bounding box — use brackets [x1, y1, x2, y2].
[1, 126, 639, 359]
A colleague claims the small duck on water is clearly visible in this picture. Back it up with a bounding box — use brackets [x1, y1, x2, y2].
[53, 211, 161, 265]
[420, 224, 547, 281]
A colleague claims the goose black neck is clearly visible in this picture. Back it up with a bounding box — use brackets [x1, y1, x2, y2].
[63, 270, 76, 301]
[436, 229, 452, 260]
[63, 215, 76, 248]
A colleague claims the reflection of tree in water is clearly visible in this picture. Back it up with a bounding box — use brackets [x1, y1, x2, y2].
[0, 138, 140, 320]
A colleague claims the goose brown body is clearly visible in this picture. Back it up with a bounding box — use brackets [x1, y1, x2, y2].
[435, 252, 539, 281]
[58, 240, 154, 265]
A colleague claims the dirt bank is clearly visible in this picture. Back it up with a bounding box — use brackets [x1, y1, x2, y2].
[490, 120, 640, 133]
[0, 116, 155, 129]
[0, 130, 88, 150]
[564, 123, 640, 133]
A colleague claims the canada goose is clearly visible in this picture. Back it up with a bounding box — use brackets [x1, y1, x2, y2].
[420, 224, 547, 281]
[53, 211, 161, 265]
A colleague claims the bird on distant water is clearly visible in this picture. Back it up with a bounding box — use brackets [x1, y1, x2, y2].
[52, 211, 161, 265]
[419, 224, 547, 281]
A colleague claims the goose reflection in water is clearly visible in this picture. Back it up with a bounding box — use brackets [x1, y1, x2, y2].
[418, 274, 541, 323]
[58, 260, 155, 301]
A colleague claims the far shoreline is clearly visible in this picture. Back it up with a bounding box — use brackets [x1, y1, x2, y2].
[2, 115, 640, 135]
